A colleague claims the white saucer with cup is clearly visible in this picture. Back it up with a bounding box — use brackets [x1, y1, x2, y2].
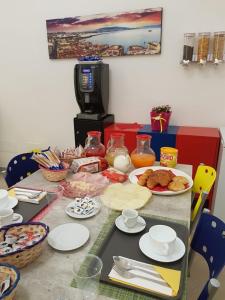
[115, 208, 146, 234]
[139, 224, 186, 262]
[148, 225, 177, 256]
[0, 208, 14, 227]
[0, 189, 18, 210]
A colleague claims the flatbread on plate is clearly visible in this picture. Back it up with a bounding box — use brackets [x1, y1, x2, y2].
[100, 183, 152, 211]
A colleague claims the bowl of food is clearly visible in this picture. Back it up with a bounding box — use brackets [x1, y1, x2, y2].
[0, 222, 49, 268]
[0, 263, 20, 300]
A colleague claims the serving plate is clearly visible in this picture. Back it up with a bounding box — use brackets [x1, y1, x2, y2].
[129, 166, 193, 196]
[65, 197, 101, 219]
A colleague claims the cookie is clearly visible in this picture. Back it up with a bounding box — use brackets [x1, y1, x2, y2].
[172, 176, 189, 185]
[168, 181, 185, 191]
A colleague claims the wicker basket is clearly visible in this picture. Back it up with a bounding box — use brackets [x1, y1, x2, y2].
[0, 263, 20, 300]
[39, 166, 68, 182]
[0, 222, 49, 269]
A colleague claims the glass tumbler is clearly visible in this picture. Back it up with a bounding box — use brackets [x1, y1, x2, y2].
[73, 254, 103, 300]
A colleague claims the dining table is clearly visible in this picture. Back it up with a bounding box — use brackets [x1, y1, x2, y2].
[12, 163, 192, 300]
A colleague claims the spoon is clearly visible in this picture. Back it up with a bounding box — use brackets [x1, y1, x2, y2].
[113, 256, 161, 278]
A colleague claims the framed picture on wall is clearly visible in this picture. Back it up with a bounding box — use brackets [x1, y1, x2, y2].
[46, 7, 163, 59]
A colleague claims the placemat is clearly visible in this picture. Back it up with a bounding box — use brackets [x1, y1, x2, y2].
[71, 212, 188, 300]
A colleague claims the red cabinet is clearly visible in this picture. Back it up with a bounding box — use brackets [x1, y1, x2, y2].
[176, 126, 220, 208]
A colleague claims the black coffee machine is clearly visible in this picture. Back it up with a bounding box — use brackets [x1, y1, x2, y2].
[74, 63, 109, 120]
[74, 62, 114, 146]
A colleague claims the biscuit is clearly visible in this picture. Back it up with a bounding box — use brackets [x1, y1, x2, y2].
[168, 181, 185, 191]
[172, 176, 189, 185]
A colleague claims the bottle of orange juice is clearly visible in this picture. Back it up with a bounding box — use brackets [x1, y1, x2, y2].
[131, 135, 156, 168]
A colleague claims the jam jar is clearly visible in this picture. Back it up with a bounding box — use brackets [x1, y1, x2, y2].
[131, 135, 156, 168]
[84, 131, 106, 157]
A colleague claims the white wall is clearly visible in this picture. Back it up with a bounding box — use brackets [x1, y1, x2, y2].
[0, 0, 225, 166]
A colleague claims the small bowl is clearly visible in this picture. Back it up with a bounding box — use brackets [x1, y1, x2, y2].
[39, 166, 68, 182]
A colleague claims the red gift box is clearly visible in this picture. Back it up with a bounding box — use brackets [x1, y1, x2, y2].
[150, 111, 171, 132]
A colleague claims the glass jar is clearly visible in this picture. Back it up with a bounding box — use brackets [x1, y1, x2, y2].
[131, 135, 156, 168]
[183, 33, 195, 62]
[197, 32, 210, 63]
[213, 31, 225, 63]
[84, 131, 106, 157]
[105, 133, 128, 166]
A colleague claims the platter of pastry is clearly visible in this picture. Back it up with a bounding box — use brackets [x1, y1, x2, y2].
[129, 166, 193, 195]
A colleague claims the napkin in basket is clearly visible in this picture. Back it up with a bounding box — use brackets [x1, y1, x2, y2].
[108, 257, 181, 297]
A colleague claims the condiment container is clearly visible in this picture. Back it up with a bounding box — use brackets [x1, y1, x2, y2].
[183, 33, 195, 62]
[197, 32, 210, 64]
[84, 131, 105, 158]
[105, 133, 128, 166]
[131, 135, 156, 168]
[160, 147, 178, 168]
[212, 31, 225, 63]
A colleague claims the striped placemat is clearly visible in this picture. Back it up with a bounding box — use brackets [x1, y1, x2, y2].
[71, 211, 188, 300]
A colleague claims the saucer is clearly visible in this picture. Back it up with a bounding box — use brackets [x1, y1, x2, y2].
[139, 233, 186, 262]
[12, 213, 23, 224]
[115, 215, 146, 234]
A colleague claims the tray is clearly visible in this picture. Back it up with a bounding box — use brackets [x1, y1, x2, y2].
[96, 215, 188, 300]
[13, 193, 55, 222]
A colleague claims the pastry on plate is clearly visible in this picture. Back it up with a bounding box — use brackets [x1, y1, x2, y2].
[168, 181, 185, 191]
[172, 176, 189, 185]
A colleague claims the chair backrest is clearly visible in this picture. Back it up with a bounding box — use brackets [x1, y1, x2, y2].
[192, 165, 216, 195]
[5, 152, 39, 187]
[191, 212, 225, 279]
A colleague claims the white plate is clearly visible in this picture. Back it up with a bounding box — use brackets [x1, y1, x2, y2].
[115, 215, 146, 234]
[65, 197, 101, 219]
[47, 223, 89, 251]
[139, 232, 186, 263]
[129, 166, 193, 195]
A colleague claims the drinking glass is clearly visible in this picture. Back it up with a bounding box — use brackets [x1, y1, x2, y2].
[73, 254, 103, 300]
[45, 184, 64, 204]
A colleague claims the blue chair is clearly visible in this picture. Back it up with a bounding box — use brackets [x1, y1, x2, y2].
[5, 152, 39, 187]
[190, 210, 225, 299]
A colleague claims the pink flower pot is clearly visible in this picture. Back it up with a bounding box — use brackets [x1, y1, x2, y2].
[150, 111, 171, 132]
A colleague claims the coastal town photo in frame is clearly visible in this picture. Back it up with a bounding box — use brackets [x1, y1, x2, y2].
[46, 7, 163, 59]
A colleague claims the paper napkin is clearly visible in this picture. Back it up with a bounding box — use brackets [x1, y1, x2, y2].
[108, 257, 181, 297]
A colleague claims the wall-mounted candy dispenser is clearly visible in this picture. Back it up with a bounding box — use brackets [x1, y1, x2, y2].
[212, 31, 225, 64]
[197, 32, 210, 64]
[181, 31, 225, 66]
[182, 33, 195, 65]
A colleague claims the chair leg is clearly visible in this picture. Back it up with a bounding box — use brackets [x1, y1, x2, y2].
[207, 278, 220, 300]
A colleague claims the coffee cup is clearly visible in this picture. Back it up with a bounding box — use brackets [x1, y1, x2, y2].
[0, 208, 14, 227]
[148, 225, 177, 256]
[0, 190, 10, 210]
[122, 209, 138, 228]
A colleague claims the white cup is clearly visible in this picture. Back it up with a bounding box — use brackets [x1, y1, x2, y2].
[0, 190, 10, 210]
[0, 208, 14, 227]
[122, 209, 138, 228]
[148, 225, 177, 256]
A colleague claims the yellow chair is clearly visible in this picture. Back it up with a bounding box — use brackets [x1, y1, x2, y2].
[191, 165, 216, 226]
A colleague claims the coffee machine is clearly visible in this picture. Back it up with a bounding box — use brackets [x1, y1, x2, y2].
[74, 63, 109, 120]
[74, 62, 114, 146]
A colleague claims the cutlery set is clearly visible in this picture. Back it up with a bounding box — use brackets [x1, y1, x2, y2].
[14, 188, 46, 204]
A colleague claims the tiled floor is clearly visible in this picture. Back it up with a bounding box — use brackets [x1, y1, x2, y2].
[0, 174, 224, 299]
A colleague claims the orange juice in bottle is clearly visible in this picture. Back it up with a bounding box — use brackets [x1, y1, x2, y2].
[131, 135, 156, 168]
